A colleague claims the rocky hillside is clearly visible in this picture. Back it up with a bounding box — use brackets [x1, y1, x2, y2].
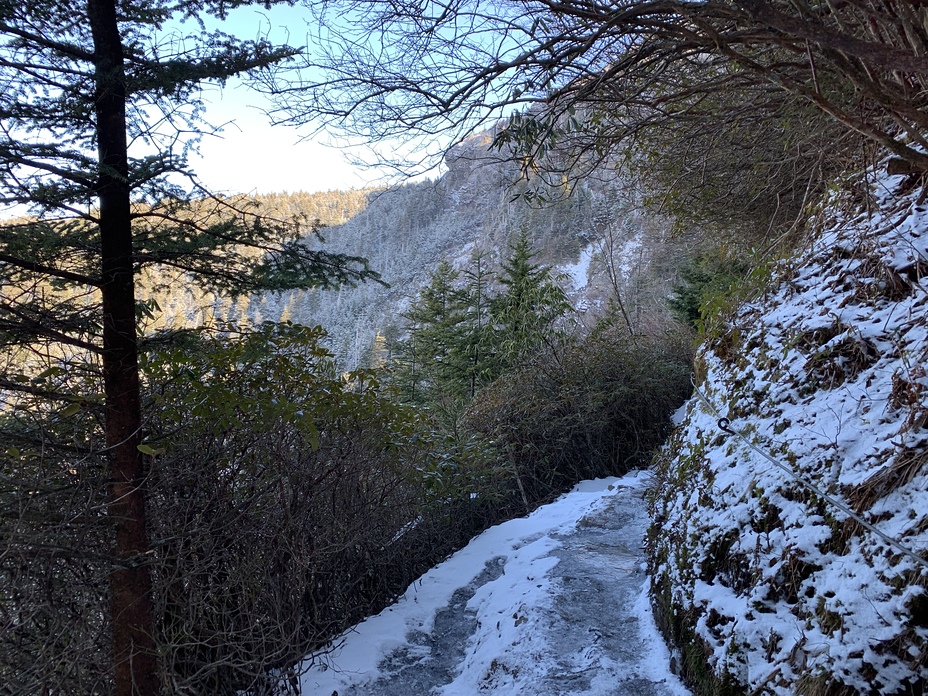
[650, 168, 928, 694]
[184, 134, 678, 368]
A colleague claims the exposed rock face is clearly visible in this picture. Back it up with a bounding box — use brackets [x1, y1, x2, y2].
[650, 172, 928, 694]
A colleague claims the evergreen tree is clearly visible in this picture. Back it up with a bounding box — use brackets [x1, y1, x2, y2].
[460, 249, 497, 397]
[493, 231, 571, 369]
[393, 242, 572, 426]
[389, 236, 574, 511]
[394, 259, 470, 407]
[0, 4, 375, 694]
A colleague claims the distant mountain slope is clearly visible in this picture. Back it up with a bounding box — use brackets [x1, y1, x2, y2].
[650, 170, 928, 694]
[239, 135, 676, 368]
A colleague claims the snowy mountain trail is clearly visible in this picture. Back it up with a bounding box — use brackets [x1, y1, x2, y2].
[299, 472, 690, 696]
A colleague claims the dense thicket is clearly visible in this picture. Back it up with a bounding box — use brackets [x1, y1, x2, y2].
[464, 322, 693, 503]
[2, 323, 507, 694]
[144, 324, 506, 693]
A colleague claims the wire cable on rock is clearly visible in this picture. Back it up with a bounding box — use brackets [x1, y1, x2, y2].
[689, 375, 928, 572]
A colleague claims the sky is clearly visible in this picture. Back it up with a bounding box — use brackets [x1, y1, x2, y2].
[189, 85, 376, 195]
[180, 5, 384, 196]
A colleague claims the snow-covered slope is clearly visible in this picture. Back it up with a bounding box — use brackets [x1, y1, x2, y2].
[650, 171, 928, 693]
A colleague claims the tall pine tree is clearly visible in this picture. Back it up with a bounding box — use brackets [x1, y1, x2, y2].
[395, 259, 470, 407]
[0, 4, 374, 693]
[460, 249, 496, 398]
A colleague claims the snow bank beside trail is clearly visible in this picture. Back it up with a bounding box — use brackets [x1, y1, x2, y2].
[299, 473, 650, 694]
[651, 169, 928, 694]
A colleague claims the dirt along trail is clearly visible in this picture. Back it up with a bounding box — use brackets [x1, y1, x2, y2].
[300, 472, 691, 696]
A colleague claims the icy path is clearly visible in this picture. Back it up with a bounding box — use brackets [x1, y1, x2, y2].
[300, 472, 690, 696]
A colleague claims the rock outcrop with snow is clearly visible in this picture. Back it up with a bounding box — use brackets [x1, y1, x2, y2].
[650, 171, 928, 694]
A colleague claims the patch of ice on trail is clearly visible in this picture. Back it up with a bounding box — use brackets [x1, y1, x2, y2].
[572, 476, 630, 493]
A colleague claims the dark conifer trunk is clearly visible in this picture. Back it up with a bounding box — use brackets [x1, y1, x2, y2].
[87, 0, 158, 693]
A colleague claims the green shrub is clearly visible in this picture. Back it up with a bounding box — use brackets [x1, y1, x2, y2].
[668, 249, 752, 329]
[142, 322, 506, 692]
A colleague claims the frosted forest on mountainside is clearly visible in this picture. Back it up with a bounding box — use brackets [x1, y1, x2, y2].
[143, 134, 680, 369]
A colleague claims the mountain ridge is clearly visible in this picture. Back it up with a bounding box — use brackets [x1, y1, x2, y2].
[218, 137, 679, 368]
